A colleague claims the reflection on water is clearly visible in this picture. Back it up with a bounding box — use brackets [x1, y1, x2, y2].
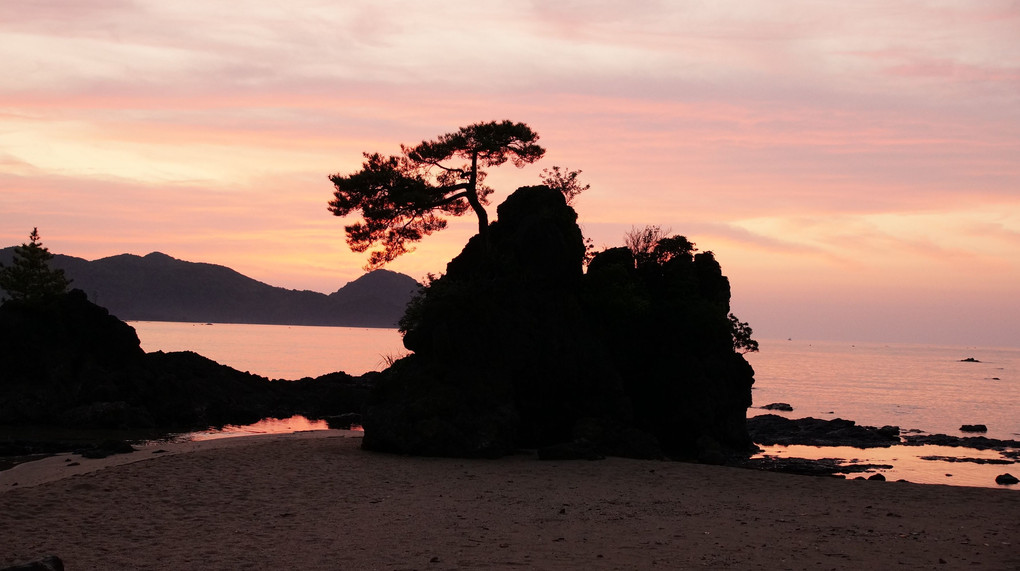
[755, 444, 1018, 489]
[183, 416, 334, 441]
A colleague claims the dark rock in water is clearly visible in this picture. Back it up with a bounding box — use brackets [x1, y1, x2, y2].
[537, 439, 604, 461]
[743, 456, 846, 477]
[995, 473, 1019, 485]
[960, 424, 988, 433]
[75, 439, 136, 459]
[741, 456, 893, 478]
[0, 555, 64, 571]
[878, 425, 901, 438]
[747, 415, 901, 448]
[867, 473, 886, 481]
[902, 433, 1020, 451]
[920, 455, 1012, 465]
[761, 402, 793, 411]
[363, 186, 755, 460]
[325, 412, 362, 429]
[959, 357, 980, 362]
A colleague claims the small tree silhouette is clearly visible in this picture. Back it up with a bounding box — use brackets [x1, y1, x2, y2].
[328, 120, 545, 269]
[0, 228, 72, 304]
[539, 166, 589, 205]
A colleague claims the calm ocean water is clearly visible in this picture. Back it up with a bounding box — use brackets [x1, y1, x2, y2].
[745, 339, 1020, 442]
[130, 322, 1019, 488]
[130, 321, 407, 379]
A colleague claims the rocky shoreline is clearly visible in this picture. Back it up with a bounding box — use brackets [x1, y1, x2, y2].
[745, 414, 1019, 485]
[5, 412, 1018, 489]
[747, 413, 1020, 451]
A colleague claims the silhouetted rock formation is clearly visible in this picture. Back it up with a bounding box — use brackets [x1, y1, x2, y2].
[0, 290, 373, 432]
[0, 248, 419, 327]
[362, 186, 756, 460]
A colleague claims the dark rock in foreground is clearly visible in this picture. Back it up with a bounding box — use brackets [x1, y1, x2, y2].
[363, 186, 755, 460]
[747, 415, 900, 448]
[0, 291, 374, 434]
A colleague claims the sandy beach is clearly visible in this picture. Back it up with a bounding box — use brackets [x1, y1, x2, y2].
[1, 432, 1018, 570]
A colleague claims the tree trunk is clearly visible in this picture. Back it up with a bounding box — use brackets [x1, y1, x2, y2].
[466, 151, 489, 238]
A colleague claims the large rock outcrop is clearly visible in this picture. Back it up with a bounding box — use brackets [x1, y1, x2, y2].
[362, 186, 755, 460]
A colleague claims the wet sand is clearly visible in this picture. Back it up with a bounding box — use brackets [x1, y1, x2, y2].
[1, 432, 1018, 570]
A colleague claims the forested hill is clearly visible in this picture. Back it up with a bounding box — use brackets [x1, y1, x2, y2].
[0, 248, 420, 328]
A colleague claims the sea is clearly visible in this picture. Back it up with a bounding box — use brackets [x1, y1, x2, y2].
[130, 322, 1019, 489]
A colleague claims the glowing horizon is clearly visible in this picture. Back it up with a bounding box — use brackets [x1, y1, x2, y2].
[2, 1, 1018, 346]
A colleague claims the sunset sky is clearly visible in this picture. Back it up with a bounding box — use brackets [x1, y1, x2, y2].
[2, 1, 1018, 346]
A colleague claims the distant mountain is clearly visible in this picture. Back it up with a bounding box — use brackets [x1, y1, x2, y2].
[0, 248, 420, 328]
